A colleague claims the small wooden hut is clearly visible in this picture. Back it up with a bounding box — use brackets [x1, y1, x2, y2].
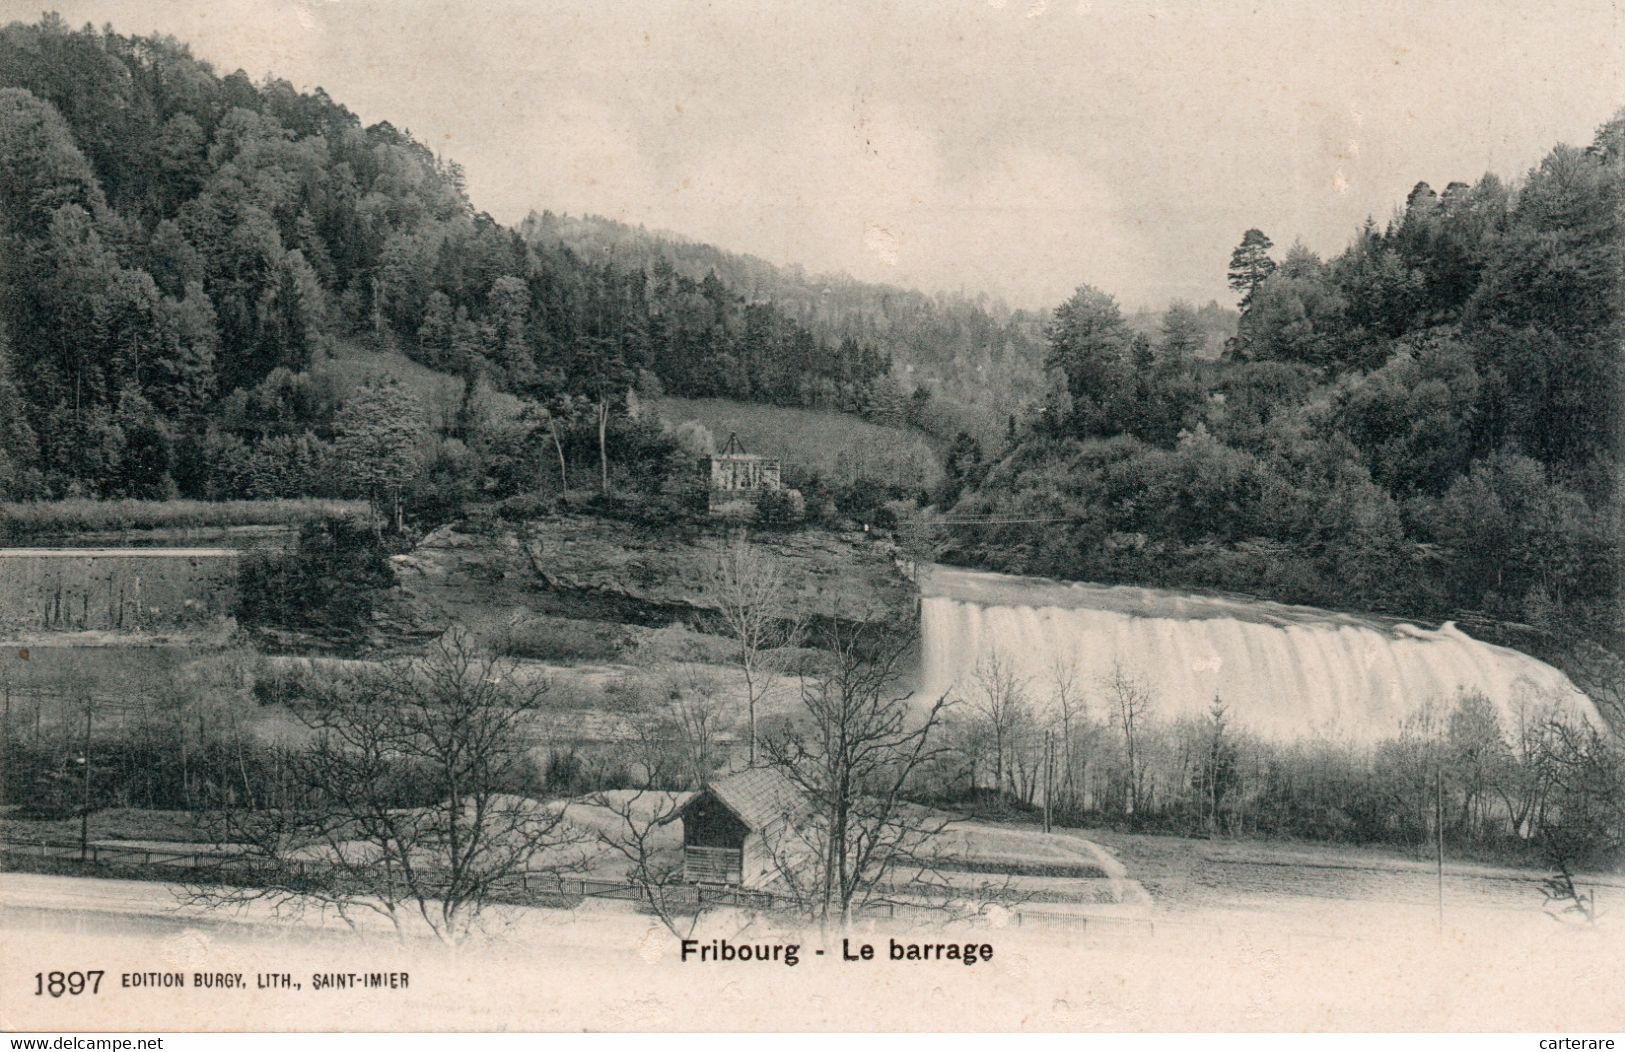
[673, 767, 803, 887]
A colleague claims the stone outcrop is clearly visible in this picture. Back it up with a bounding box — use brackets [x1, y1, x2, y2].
[395, 516, 916, 652]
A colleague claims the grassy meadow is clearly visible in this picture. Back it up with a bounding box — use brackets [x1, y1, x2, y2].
[651, 396, 943, 493]
[0, 499, 367, 540]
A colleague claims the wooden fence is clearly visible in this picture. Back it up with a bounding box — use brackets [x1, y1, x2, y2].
[1, 838, 1164, 933]
[1, 839, 233, 869]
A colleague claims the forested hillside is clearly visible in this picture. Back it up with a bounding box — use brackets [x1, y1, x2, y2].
[1, 14, 1619, 665]
[522, 210, 1059, 444]
[950, 115, 1624, 655]
[0, 16, 903, 507]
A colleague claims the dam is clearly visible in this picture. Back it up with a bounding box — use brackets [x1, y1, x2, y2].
[918, 565, 1596, 743]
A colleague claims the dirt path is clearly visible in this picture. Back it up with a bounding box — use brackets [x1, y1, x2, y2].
[1060, 823, 1623, 944]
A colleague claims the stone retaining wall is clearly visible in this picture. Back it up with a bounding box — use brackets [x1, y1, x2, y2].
[0, 549, 239, 631]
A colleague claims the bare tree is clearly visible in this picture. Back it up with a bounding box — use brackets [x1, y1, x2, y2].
[580, 787, 709, 938]
[1008, 707, 1045, 805]
[1535, 715, 1625, 924]
[187, 631, 588, 942]
[967, 648, 1027, 800]
[891, 509, 941, 584]
[602, 670, 684, 790]
[1444, 690, 1511, 838]
[1195, 696, 1238, 832]
[1378, 699, 1448, 848]
[1499, 692, 1563, 839]
[762, 613, 955, 931]
[595, 396, 611, 493]
[708, 533, 799, 764]
[1049, 658, 1088, 811]
[544, 403, 570, 494]
[1557, 640, 1625, 743]
[1522, 645, 1625, 922]
[648, 660, 737, 787]
[158, 651, 259, 812]
[610, 627, 742, 787]
[521, 397, 574, 493]
[1103, 663, 1153, 815]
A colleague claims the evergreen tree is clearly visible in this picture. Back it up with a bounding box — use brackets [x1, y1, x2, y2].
[1159, 301, 1207, 363]
[0, 325, 39, 498]
[1227, 228, 1277, 309]
[1044, 285, 1135, 437]
[940, 431, 984, 505]
[334, 377, 426, 530]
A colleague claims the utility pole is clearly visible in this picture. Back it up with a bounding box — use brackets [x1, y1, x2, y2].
[79, 699, 93, 862]
[1042, 731, 1053, 835]
[1434, 764, 1445, 934]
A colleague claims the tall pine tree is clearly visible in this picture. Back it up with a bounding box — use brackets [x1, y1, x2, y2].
[1227, 228, 1277, 309]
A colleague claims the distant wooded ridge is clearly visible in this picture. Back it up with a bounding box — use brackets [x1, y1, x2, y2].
[523, 211, 1237, 439]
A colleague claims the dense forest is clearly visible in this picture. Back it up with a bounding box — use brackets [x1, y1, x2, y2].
[524, 214, 1242, 447]
[0, 16, 903, 507]
[524, 210, 1073, 445]
[949, 115, 1624, 658]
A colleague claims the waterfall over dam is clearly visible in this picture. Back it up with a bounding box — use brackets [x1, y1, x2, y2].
[918, 565, 1596, 743]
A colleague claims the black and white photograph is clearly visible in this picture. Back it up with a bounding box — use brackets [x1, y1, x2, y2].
[0, 0, 1620, 1038]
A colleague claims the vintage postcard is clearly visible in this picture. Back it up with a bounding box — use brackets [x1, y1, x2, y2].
[0, 0, 1621, 1038]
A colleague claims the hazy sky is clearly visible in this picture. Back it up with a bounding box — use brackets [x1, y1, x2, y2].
[8, 0, 1622, 310]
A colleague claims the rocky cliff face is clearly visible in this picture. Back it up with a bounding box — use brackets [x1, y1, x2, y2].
[392, 515, 916, 658]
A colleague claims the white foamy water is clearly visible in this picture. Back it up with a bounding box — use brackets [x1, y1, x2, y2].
[918, 565, 1597, 743]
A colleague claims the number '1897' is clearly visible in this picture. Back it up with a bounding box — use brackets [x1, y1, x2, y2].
[34, 971, 104, 996]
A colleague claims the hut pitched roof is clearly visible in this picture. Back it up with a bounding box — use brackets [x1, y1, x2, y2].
[684, 767, 804, 831]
